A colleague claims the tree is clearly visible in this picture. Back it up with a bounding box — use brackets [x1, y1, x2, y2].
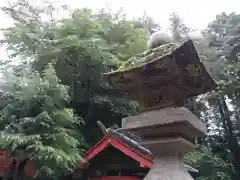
[168, 12, 239, 180]
[185, 147, 233, 180]
[5, 2, 240, 179]
[169, 12, 190, 42]
[196, 12, 240, 179]
[1, 0, 145, 145]
[0, 64, 85, 179]
[94, 8, 148, 62]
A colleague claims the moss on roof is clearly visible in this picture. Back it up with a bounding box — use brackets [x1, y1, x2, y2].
[117, 42, 180, 72]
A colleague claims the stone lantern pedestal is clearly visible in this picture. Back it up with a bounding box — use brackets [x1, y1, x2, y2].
[104, 40, 216, 180]
[122, 107, 206, 180]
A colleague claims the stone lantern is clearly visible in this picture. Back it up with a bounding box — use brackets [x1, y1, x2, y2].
[104, 40, 216, 180]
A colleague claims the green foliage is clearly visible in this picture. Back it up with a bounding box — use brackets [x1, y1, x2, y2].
[169, 11, 240, 180]
[169, 12, 190, 42]
[94, 8, 148, 62]
[185, 147, 233, 180]
[0, 64, 85, 177]
[2, 1, 240, 179]
[1, 0, 144, 146]
[200, 12, 240, 180]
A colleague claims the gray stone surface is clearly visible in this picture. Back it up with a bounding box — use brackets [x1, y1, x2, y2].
[144, 155, 194, 180]
[121, 107, 206, 139]
[121, 107, 205, 180]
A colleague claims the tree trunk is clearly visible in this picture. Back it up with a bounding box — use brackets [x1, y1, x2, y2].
[17, 158, 29, 180]
[219, 99, 240, 179]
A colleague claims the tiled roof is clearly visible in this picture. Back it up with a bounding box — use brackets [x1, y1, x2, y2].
[107, 127, 198, 173]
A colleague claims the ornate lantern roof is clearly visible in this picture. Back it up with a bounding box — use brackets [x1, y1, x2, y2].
[104, 40, 216, 110]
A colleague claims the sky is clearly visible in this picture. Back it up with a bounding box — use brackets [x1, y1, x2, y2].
[1, 0, 240, 30]
[1, 0, 240, 59]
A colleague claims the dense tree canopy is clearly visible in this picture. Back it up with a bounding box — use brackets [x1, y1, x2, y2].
[1, 0, 146, 146]
[0, 64, 85, 179]
[0, 0, 240, 180]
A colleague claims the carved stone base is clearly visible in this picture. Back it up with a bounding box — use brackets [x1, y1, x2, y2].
[121, 107, 206, 180]
[144, 155, 193, 180]
[142, 137, 195, 180]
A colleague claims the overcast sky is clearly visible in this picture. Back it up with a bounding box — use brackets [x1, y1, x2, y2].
[1, 0, 240, 59]
[1, 0, 240, 30]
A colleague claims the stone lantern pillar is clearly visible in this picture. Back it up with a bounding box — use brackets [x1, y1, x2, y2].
[104, 40, 216, 180]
